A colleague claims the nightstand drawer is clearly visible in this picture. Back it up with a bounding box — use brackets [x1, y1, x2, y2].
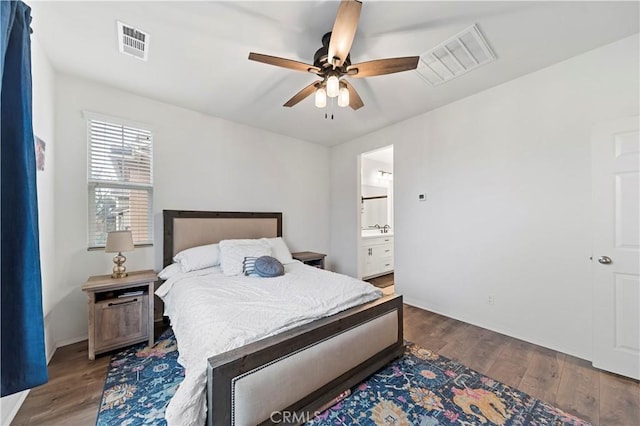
[94, 295, 149, 352]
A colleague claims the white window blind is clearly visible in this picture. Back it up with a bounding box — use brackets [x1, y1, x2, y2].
[87, 117, 153, 248]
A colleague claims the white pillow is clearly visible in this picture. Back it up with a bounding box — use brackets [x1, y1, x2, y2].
[261, 237, 294, 264]
[173, 243, 220, 273]
[158, 263, 182, 280]
[219, 239, 271, 276]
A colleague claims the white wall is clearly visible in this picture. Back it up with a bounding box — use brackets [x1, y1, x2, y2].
[32, 37, 57, 335]
[361, 157, 393, 188]
[0, 35, 57, 426]
[49, 74, 331, 344]
[330, 34, 639, 360]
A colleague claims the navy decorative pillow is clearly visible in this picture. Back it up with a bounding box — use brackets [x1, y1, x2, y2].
[243, 256, 284, 278]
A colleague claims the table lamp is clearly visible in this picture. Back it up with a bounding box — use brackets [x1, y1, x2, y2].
[105, 230, 134, 278]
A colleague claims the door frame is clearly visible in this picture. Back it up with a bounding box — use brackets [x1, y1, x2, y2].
[358, 145, 394, 280]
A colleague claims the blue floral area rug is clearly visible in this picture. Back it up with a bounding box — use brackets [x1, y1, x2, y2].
[308, 344, 590, 425]
[96, 329, 182, 426]
[97, 329, 590, 426]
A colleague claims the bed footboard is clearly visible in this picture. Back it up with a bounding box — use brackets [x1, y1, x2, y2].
[207, 295, 404, 426]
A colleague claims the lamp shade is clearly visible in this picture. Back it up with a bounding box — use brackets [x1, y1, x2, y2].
[105, 230, 134, 253]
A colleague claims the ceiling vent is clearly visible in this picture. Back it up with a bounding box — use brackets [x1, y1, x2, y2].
[117, 21, 149, 61]
[416, 24, 495, 86]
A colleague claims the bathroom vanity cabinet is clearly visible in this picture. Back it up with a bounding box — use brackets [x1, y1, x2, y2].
[362, 235, 394, 279]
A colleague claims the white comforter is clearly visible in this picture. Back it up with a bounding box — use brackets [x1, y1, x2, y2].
[155, 261, 382, 426]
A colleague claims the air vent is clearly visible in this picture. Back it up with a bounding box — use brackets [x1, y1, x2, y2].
[117, 21, 149, 61]
[416, 24, 495, 86]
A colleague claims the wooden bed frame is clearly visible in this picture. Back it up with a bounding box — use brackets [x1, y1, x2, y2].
[162, 210, 404, 426]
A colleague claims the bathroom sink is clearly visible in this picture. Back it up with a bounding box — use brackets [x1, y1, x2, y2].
[361, 229, 393, 238]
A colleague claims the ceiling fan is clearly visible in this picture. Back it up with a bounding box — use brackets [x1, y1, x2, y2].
[248, 0, 419, 111]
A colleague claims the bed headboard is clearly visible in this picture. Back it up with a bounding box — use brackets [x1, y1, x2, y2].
[163, 210, 282, 267]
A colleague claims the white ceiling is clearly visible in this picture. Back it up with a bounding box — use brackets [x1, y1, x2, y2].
[29, 1, 639, 146]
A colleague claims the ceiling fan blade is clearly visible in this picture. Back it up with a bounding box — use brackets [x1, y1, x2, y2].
[283, 80, 323, 107]
[248, 52, 321, 74]
[328, 0, 362, 68]
[347, 56, 420, 78]
[343, 80, 364, 110]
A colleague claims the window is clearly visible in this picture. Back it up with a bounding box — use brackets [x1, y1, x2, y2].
[87, 115, 153, 248]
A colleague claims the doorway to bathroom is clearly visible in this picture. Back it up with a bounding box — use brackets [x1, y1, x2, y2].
[359, 145, 394, 291]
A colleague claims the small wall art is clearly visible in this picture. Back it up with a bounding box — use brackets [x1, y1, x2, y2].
[35, 136, 45, 171]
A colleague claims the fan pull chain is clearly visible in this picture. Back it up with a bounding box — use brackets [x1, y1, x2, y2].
[323, 97, 335, 120]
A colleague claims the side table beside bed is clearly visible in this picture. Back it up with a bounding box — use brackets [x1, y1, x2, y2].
[81, 270, 156, 360]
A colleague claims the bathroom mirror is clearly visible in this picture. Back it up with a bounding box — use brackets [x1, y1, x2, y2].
[361, 185, 389, 228]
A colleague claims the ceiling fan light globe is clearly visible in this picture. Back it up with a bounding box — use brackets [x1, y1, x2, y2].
[327, 75, 340, 98]
[315, 88, 327, 108]
[338, 86, 349, 107]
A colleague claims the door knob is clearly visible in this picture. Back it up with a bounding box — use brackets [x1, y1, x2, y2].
[598, 256, 613, 264]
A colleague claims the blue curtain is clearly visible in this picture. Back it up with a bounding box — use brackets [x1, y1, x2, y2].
[1, 0, 48, 396]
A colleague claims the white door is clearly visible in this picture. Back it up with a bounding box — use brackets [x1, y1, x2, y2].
[592, 116, 640, 379]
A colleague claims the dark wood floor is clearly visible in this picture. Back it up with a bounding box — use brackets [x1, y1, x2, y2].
[11, 342, 110, 426]
[366, 272, 394, 288]
[12, 304, 640, 425]
[404, 304, 640, 425]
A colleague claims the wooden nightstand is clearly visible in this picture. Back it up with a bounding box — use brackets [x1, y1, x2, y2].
[82, 270, 156, 360]
[292, 251, 326, 269]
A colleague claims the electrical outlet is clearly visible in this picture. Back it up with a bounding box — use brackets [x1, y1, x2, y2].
[418, 193, 426, 201]
[487, 295, 495, 305]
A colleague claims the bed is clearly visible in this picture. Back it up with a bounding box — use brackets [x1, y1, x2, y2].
[159, 210, 404, 426]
